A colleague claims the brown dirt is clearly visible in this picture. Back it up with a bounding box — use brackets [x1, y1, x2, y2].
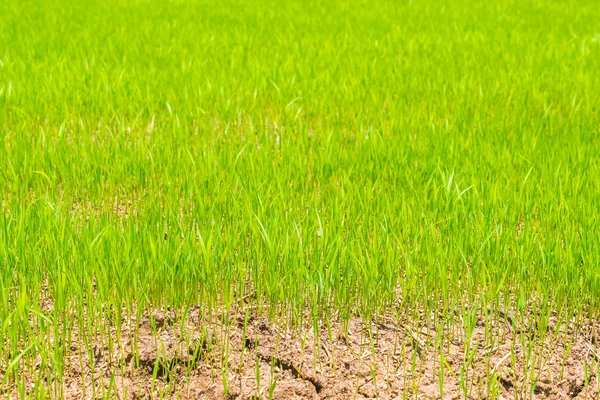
[8, 306, 600, 399]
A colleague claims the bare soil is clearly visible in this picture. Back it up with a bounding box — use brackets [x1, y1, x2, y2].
[11, 305, 600, 399]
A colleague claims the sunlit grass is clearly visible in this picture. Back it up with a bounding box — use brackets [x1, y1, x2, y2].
[1, 0, 600, 397]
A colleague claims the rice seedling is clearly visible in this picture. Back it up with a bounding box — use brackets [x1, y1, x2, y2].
[1, 0, 600, 397]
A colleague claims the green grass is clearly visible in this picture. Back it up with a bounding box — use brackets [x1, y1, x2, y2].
[1, 0, 600, 397]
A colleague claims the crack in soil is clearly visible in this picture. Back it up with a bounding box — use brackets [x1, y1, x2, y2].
[259, 354, 324, 394]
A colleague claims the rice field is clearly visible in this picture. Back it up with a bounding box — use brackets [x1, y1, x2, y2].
[1, 0, 600, 398]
